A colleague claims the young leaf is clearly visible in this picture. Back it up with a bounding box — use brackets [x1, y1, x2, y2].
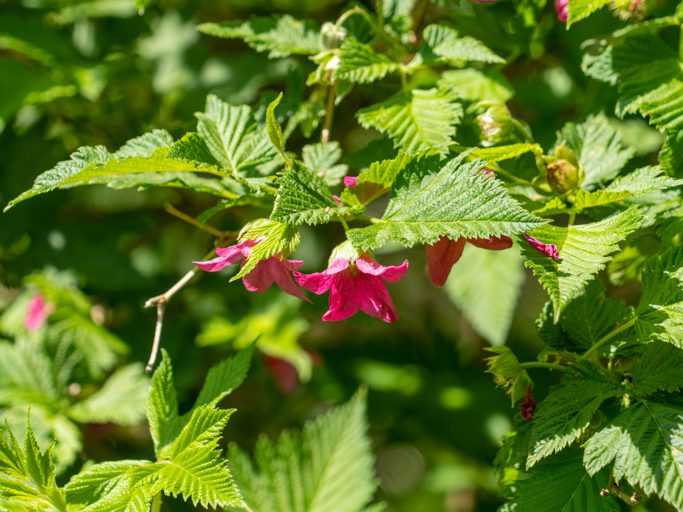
[194, 347, 253, 408]
[438, 68, 513, 102]
[418, 24, 504, 65]
[484, 346, 532, 405]
[266, 92, 287, 162]
[336, 39, 403, 84]
[347, 154, 545, 251]
[523, 207, 642, 321]
[341, 153, 413, 206]
[271, 163, 359, 225]
[444, 243, 524, 346]
[527, 363, 622, 467]
[198, 16, 322, 57]
[584, 402, 683, 510]
[146, 350, 180, 455]
[234, 219, 301, 279]
[555, 113, 634, 188]
[302, 142, 348, 186]
[356, 88, 462, 154]
[470, 143, 541, 164]
[512, 449, 618, 511]
[229, 391, 377, 512]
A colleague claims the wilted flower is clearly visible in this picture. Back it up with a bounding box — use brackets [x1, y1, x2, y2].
[523, 234, 560, 260]
[426, 236, 513, 286]
[194, 239, 309, 301]
[294, 255, 408, 322]
[519, 387, 537, 421]
[25, 293, 54, 331]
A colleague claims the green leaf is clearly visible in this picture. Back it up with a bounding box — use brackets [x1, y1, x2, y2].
[555, 113, 634, 188]
[336, 39, 402, 84]
[230, 391, 377, 512]
[301, 142, 348, 187]
[341, 153, 413, 207]
[573, 166, 683, 211]
[113, 129, 173, 158]
[356, 88, 462, 154]
[271, 164, 358, 226]
[566, 0, 610, 25]
[68, 364, 149, 425]
[584, 402, 683, 510]
[266, 92, 287, 161]
[347, 154, 545, 251]
[444, 243, 524, 346]
[146, 350, 180, 455]
[527, 364, 622, 467]
[194, 348, 252, 408]
[512, 449, 619, 511]
[484, 346, 532, 405]
[418, 24, 504, 64]
[523, 207, 642, 321]
[196, 95, 277, 176]
[632, 342, 683, 396]
[470, 143, 541, 163]
[198, 15, 322, 57]
[438, 68, 513, 102]
[635, 246, 683, 347]
[234, 219, 301, 279]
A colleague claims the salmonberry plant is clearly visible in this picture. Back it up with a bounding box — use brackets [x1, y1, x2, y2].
[1, 0, 683, 510]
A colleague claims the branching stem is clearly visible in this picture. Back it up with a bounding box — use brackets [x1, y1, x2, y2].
[581, 317, 636, 361]
[165, 203, 227, 239]
[518, 361, 569, 372]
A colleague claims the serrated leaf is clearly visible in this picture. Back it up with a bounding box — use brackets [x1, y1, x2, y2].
[230, 391, 376, 512]
[336, 39, 402, 84]
[113, 129, 173, 158]
[146, 350, 180, 455]
[555, 113, 634, 188]
[194, 348, 252, 408]
[513, 449, 619, 511]
[523, 207, 642, 320]
[196, 95, 277, 176]
[271, 164, 358, 225]
[356, 88, 462, 154]
[635, 246, 683, 347]
[527, 365, 622, 467]
[566, 0, 610, 25]
[234, 220, 301, 279]
[68, 364, 149, 425]
[470, 143, 541, 163]
[65, 460, 151, 506]
[584, 402, 683, 510]
[341, 153, 413, 207]
[632, 342, 683, 396]
[438, 68, 513, 102]
[484, 346, 531, 405]
[347, 154, 545, 251]
[198, 16, 321, 58]
[302, 142, 348, 187]
[266, 92, 286, 160]
[419, 24, 503, 65]
[444, 243, 524, 345]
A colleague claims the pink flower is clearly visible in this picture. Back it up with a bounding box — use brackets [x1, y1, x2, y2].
[426, 235, 513, 286]
[194, 239, 309, 301]
[555, 0, 568, 22]
[294, 255, 408, 322]
[25, 293, 54, 331]
[343, 176, 358, 187]
[523, 234, 559, 260]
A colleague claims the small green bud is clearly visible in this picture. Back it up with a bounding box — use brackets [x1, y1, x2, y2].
[545, 146, 583, 194]
[321, 22, 347, 50]
[475, 102, 530, 147]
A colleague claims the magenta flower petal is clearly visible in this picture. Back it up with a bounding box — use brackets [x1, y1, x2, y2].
[25, 293, 53, 331]
[355, 275, 400, 322]
[243, 257, 310, 301]
[425, 237, 466, 287]
[523, 234, 560, 260]
[555, 0, 568, 22]
[323, 278, 361, 321]
[294, 257, 350, 294]
[355, 257, 409, 282]
[343, 176, 358, 187]
[194, 240, 256, 272]
[467, 235, 513, 251]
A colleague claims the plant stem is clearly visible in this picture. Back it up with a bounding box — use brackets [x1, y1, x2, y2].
[336, 6, 375, 28]
[165, 203, 228, 239]
[151, 493, 162, 512]
[339, 217, 350, 231]
[581, 317, 636, 361]
[519, 361, 569, 372]
[412, 0, 430, 33]
[321, 85, 336, 143]
[567, 211, 576, 226]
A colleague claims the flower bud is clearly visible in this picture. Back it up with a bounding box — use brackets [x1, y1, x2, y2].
[610, 0, 652, 20]
[545, 146, 583, 194]
[321, 22, 347, 50]
[555, 0, 569, 22]
[476, 102, 530, 147]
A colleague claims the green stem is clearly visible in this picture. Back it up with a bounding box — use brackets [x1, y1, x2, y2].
[568, 211, 576, 226]
[336, 6, 376, 29]
[339, 217, 350, 231]
[151, 493, 161, 512]
[519, 361, 569, 372]
[581, 317, 636, 360]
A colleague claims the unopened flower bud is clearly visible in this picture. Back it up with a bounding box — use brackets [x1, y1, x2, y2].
[545, 146, 582, 193]
[476, 103, 530, 147]
[321, 22, 347, 50]
[555, 0, 569, 22]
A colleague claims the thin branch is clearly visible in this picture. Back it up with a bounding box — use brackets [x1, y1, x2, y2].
[581, 317, 636, 360]
[321, 85, 336, 143]
[518, 361, 570, 372]
[165, 203, 228, 239]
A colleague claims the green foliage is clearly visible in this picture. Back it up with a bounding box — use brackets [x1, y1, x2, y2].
[234, 219, 301, 279]
[356, 88, 463, 154]
[301, 142, 348, 187]
[523, 207, 642, 320]
[485, 347, 531, 405]
[418, 24, 504, 65]
[444, 243, 524, 346]
[229, 391, 378, 512]
[336, 39, 403, 84]
[348, 154, 545, 251]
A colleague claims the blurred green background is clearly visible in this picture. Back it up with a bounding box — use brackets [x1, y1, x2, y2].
[0, 0, 669, 510]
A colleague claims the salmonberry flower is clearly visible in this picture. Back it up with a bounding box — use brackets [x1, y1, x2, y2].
[555, 0, 568, 22]
[25, 293, 54, 331]
[523, 234, 559, 260]
[426, 235, 513, 287]
[294, 253, 408, 323]
[194, 239, 309, 301]
[343, 176, 358, 187]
